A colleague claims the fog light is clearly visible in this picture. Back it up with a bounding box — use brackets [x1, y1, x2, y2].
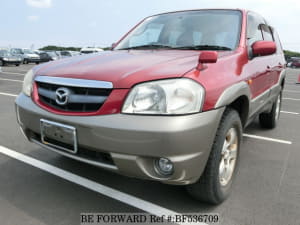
[155, 158, 174, 176]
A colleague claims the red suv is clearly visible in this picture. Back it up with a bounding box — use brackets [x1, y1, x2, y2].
[16, 9, 286, 204]
[290, 59, 300, 68]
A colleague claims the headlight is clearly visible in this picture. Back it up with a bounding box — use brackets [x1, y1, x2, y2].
[22, 69, 34, 96]
[122, 78, 205, 115]
[3, 58, 8, 61]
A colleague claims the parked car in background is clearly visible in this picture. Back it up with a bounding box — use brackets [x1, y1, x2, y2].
[80, 47, 104, 54]
[45, 51, 61, 60]
[60, 51, 80, 58]
[0, 49, 22, 66]
[54, 51, 62, 59]
[289, 58, 300, 68]
[16, 9, 286, 204]
[22, 49, 41, 64]
[38, 51, 59, 63]
[34, 50, 42, 54]
[10, 48, 25, 63]
[38, 52, 52, 63]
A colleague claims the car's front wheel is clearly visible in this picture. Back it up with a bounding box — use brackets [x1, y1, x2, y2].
[186, 108, 242, 204]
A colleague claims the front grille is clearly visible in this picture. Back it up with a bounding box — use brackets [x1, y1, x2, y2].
[36, 77, 112, 113]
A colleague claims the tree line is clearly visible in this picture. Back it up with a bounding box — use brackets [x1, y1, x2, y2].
[284, 50, 300, 60]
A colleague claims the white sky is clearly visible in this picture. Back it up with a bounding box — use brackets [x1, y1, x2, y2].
[1, 0, 300, 51]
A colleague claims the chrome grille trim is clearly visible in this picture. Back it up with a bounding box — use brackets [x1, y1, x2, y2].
[35, 76, 113, 89]
[35, 76, 112, 112]
[37, 88, 108, 104]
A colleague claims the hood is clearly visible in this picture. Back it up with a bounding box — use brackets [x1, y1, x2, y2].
[34, 50, 232, 88]
[26, 53, 39, 58]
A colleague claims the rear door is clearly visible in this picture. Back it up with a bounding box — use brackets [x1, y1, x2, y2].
[270, 29, 286, 86]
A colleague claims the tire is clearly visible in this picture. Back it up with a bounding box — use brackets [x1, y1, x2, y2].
[15, 64, 20, 66]
[35, 62, 40, 65]
[186, 108, 242, 204]
[259, 91, 282, 129]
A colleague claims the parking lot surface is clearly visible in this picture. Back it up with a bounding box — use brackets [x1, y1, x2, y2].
[0, 64, 299, 225]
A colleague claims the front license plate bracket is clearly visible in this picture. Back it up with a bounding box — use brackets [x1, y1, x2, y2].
[40, 119, 78, 154]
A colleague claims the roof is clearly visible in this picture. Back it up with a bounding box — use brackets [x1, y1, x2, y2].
[150, 8, 246, 17]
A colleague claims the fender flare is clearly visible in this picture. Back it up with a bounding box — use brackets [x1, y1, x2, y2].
[215, 81, 251, 109]
[278, 69, 286, 87]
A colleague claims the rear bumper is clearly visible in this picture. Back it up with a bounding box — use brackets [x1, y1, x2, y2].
[16, 93, 224, 185]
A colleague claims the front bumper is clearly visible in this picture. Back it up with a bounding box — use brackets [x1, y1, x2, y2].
[26, 58, 40, 63]
[3, 60, 22, 64]
[16, 93, 224, 185]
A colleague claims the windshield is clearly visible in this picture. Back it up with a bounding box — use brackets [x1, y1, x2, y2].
[61, 51, 71, 56]
[115, 10, 242, 51]
[23, 49, 34, 54]
[46, 51, 58, 56]
[47, 52, 56, 57]
[11, 48, 23, 54]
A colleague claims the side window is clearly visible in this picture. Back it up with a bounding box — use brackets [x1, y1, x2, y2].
[261, 24, 274, 41]
[247, 13, 264, 45]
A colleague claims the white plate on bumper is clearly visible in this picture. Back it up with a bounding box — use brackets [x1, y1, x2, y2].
[40, 119, 78, 154]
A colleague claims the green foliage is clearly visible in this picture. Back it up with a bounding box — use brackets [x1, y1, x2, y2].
[284, 50, 300, 60]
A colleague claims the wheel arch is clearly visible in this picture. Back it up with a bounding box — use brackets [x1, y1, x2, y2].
[215, 81, 251, 127]
[227, 96, 249, 127]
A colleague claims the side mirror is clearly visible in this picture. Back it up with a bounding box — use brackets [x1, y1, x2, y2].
[197, 51, 218, 70]
[252, 41, 276, 57]
[199, 51, 218, 64]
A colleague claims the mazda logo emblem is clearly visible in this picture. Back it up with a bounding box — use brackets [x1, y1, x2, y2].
[55, 87, 71, 106]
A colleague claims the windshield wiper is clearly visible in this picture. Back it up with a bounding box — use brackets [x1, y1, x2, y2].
[118, 44, 175, 50]
[176, 45, 232, 51]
